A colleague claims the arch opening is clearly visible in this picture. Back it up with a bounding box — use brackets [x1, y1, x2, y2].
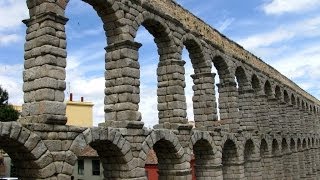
[264, 81, 272, 97]
[222, 139, 241, 179]
[65, 0, 108, 126]
[136, 25, 158, 128]
[145, 139, 189, 179]
[244, 139, 258, 179]
[212, 56, 231, 121]
[251, 74, 261, 93]
[275, 86, 281, 100]
[0, 123, 50, 179]
[193, 139, 215, 178]
[260, 139, 271, 179]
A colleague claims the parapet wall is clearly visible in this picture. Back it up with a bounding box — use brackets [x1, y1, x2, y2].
[147, 0, 320, 104]
[2, 0, 320, 179]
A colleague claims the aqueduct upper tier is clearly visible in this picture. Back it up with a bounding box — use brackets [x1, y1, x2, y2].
[1, 0, 320, 179]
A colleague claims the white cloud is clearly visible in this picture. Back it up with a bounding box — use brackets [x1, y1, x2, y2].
[0, 64, 23, 105]
[237, 16, 320, 52]
[0, 0, 28, 31]
[237, 28, 294, 51]
[67, 27, 104, 40]
[0, 34, 22, 46]
[262, 0, 320, 15]
[272, 45, 320, 79]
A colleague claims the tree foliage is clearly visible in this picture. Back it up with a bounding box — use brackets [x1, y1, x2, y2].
[0, 86, 8, 105]
[0, 86, 19, 122]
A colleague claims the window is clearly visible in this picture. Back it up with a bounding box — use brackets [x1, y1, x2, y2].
[78, 160, 84, 175]
[92, 159, 100, 175]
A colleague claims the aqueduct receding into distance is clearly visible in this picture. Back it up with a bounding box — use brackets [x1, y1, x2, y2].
[2, 0, 320, 179]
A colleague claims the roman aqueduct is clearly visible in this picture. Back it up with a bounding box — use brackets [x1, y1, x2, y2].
[1, 0, 320, 179]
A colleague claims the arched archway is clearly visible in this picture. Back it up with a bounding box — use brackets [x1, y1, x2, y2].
[251, 74, 261, 93]
[183, 35, 216, 128]
[141, 130, 191, 179]
[235, 66, 257, 131]
[272, 139, 284, 179]
[0, 122, 53, 179]
[213, 55, 238, 130]
[244, 139, 262, 179]
[134, 15, 188, 128]
[264, 81, 272, 97]
[289, 138, 300, 178]
[260, 139, 274, 179]
[71, 128, 136, 179]
[281, 138, 292, 179]
[193, 138, 216, 179]
[222, 139, 243, 179]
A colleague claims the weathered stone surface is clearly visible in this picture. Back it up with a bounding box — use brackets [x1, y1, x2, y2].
[8, 0, 320, 179]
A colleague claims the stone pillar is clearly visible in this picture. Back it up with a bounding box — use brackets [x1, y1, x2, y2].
[298, 147, 307, 178]
[255, 93, 271, 133]
[282, 151, 293, 179]
[244, 155, 262, 180]
[317, 144, 320, 175]
[158, 169, 192, 180]
[21, 11, 68, 124]
[291, 105, 301, 133]
[267, 96, 280, 132]
[314, 143, 320, 176]
[191, 72, 217, 129]
[304, 147, 312, 178]
[299, 107, 306, 133]
[217, 81, 240, 132]
[290, 147, 301, 180]
[156, 59, 188, 129]
[279, 101, 289, 132]
[303, 111, 310, 133]
[223, 161, 246, 180]
[238, 88, 257, 131]
[311, 145, 317, 177]
[195, 165, 222, 180]
[273, 154, 284, 179]
[104, 40, 143, 128]
[261, 153, 276, 179]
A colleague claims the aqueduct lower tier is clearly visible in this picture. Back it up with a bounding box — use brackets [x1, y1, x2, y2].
[4, 0, 320, 179]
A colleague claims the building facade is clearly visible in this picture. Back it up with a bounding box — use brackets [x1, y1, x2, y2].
[0, 0, 320, 179]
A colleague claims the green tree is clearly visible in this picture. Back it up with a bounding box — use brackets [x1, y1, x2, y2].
[0, 86, 19, 121]
[0, 86, 8, 105]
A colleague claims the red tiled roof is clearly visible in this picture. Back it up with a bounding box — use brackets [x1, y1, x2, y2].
[146, 149, 158, 165]
[79, 146, 98, 157]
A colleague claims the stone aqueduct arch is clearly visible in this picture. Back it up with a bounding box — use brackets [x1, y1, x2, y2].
[1, 0, 320, 179]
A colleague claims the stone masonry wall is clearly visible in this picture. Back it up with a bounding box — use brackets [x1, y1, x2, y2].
[0, 0, 319, 179]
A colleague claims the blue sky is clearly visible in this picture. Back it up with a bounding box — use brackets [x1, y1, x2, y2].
[1, 0, 320, 127]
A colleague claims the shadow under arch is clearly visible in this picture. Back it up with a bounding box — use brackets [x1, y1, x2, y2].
[272, 138, 284, 178]
[235, 66, 249, 92]
[222, 139, 242, 179]
[281, 138, 292, 178]
[190, 131, 216, 178]
[0, 122, 53, 179]
[243, 139, 261, 179]
[264, 80, 272, 97]
[70, 128, 134, 179]
[260, 138, 273, 179]
[251, 74, 261, 93]
[140, 130, 191, 179]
